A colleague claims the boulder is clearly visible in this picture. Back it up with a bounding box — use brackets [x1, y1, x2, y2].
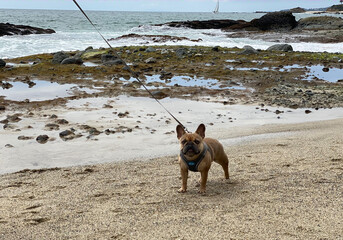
[175, 48, 188, 58]
[61, 57, 83, 65]
[0, 22, 55, 37]
[52, 51, 69, 64]
[251, 11, 298, 31]
[101, 54, 124, 65]
[162, 19, 244, 29]
[238, 45, 259, 55]
[297, 16, 343, 30]
[267, 44, 293, 52]
[0, 59, 6, 68]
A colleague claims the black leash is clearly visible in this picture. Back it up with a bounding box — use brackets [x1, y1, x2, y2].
[72, 0, 189, 133]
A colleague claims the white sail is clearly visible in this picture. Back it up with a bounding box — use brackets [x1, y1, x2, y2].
[213, 0, 219, 13]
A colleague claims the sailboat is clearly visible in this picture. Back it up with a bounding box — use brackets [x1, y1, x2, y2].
[213, 0, 219, 14]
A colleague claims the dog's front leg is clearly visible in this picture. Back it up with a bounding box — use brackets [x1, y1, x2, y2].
[178, 168, 188, 193]
[199, 170, 209, 193]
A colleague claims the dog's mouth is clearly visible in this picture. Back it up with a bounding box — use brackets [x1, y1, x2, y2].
[182, 144, 200, 156]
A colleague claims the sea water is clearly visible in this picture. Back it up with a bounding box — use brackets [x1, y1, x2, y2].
[0, 9, 342, 59]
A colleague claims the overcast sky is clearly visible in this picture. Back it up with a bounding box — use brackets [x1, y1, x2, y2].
[0, 0, 339, 12]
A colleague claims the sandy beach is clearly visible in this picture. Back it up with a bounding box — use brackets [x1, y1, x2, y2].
[1, 116, 342, 239]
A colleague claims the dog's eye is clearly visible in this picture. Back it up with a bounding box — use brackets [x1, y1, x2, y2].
[181, 140, 187, 145]
[194, 140, 200, 144]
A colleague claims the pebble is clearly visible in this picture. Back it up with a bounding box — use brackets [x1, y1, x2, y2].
[36, 135, 49, 144]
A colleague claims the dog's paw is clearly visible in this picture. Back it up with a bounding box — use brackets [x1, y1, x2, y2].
[198, 189, 206, 194]
[178, 188, 187, 193]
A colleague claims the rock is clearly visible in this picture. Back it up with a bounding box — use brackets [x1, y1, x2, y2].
[305, 110, 312, 114]
[36, 135, 49, 144]
[251, 11, 297, 31]
[5, 144, 14, 148]
[162, 19, 246, 29]
[152, 91, 168, 99]
[52, 51, 69, 64]
[145, 47, 156, 52]
[101, 54, 124, 65]
[145, 57, 156, 64]
[212, 46, 220, 52]
[56, 119, 69, 125]
[322, 67, 329, 72]
[0, 105, 6, 111]
[0, 59, 6, 68]
[18, 135, 33, 140]
[175, 48, 187, 58]
[290, 7, 306, 13]
[238, 45, 258, 55]
[267, 44, 293, 52]
[7, 114, 22, 122]
[327, 4, 343, 12]
[59, 130, 75, 141]
[61, 57, 83, 65]
[297, 16, 343, 30]
[0, 22, 55, 37]
[45, 123, 60, 131]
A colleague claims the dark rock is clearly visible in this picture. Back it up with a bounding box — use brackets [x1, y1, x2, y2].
[297, 16, 343, 30]
[160, 11, 297, 32]
[0, 105, 5, 111]
[305, 110, 312, 114]
[175, 48, 187, 58]
[59, 130, 75, 141]
[56, 119, 69, 125]
[267, 44, 293, 52]
[0, 59, 6, 68]
[290, 7, 306, 13]
[5, 144, 14, 148]
[162, 19, 246, 29]
[327, 4, 343, 12]
[152, 91, 168, 99]
[52, 52, 69, 64]
[61, 57, 83, 65]
[45, 123, 60, 131]
[251, 11, 297, 31]
[101, 54, 124, 66]
[36, 135, 49, 144]
[18, 135, 33, 140]
[212, 46, 220, 52]
[0, 22, 55, 37]
[238, 45, 258, 55]
[322, 67, 329, 72]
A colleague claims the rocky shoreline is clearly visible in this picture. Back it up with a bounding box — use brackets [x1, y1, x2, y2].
[1, 45, 342, 111]
[157, 12, 343, 43]
[0, 22, 55, 37]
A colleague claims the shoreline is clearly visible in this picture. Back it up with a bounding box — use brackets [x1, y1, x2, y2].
[1, 117, 342, 239]
[1, 95, 343, 175]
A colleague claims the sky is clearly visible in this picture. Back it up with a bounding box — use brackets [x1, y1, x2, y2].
[0, 0, 340, 12]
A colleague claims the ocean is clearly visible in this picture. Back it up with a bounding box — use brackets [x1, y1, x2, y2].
[0, 9, 342, 59]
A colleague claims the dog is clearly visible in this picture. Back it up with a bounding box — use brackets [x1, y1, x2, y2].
[176, 124, 229, 193]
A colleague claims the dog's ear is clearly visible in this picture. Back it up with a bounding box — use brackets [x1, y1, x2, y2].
[176, 125, 186, 139]
[195, 124, 205, 139]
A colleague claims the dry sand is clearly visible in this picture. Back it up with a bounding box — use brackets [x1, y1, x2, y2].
[1, 118, 342, 239]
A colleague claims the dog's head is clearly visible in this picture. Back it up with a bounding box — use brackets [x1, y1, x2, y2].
[176, 124, 206, 158]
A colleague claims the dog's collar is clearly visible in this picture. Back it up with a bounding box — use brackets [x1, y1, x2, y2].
[180, 142, 211, 172]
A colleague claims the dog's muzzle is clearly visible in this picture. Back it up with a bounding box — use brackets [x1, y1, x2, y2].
[182, 142, 200, 155]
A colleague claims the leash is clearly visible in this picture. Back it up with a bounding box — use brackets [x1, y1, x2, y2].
[72, 0, 189, 133]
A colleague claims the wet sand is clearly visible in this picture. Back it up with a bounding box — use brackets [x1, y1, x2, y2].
[1, 118, 342, 239]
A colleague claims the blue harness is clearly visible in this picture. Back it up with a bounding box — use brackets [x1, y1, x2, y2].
[180, 143, 212, 172]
